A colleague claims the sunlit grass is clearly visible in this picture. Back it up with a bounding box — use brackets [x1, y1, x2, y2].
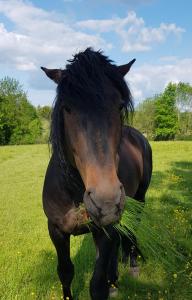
[0, 141, 192, 299]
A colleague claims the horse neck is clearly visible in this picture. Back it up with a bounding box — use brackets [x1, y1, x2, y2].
[54, 151, 85, 198]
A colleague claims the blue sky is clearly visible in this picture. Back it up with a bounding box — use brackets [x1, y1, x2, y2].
[0, 0, 191, 106]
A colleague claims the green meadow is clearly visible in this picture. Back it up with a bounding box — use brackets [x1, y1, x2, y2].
[0, 142, 192, 300]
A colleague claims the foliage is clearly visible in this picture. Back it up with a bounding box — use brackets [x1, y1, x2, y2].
[154, 83, 178, 140]
[0, 77, 42, 145]
[36, 105, 51, 144]
[115, 197, 182, 269]
[133, 98, 156, 139]
[134, 82, 192, 141]
[1, 76, 192, 144]
[37, 105, 51, 120]
[176, 82, 192, 138]
[176, 82, 192, 112]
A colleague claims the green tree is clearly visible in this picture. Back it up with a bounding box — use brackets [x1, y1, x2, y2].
[37, 105, 51, 120]
[154, 83, 178, 140]
[133, 97, 156, 139]
[36, 105, 51, 143]
[0, 77, 41, 145]
[176, 82, 192, 138]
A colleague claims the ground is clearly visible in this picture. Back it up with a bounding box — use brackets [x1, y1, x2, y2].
[0, 142, 192, 300]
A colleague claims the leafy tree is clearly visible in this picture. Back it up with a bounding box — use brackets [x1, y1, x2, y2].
[132, 82, 192, 141]
[176, 82, 192, 112]
[37, 105, 51, 120]
[36, 105, 51, 143]
[154, 83, 178, 140]
[0, 77, 41, 145]
[133, 98, 156, 139]
[176, 82, 192, 138]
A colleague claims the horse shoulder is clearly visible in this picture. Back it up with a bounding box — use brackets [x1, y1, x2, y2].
[42, 155, 80, 233]
[118, 126, 147, 197]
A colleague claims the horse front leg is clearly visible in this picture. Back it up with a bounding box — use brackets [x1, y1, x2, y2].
[90, 228, 113, 300]
[107, 234, 120, 298]
[48, 220, 74, 300]
[129, 239, 140, 277]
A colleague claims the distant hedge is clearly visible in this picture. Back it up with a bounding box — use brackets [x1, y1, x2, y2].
[0, 77, 42, 145]
[133, 82, 192, 141]
[1, 77, 192, 145]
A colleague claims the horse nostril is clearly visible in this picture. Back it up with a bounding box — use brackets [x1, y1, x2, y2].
[86, 188, 94, 197]
[120, 183, 123, 191]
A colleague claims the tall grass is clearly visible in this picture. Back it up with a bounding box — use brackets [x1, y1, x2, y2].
[114, 197, 184, 269]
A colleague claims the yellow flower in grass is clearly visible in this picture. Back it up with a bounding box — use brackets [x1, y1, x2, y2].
[169, 174, 180, 183]
[173, 273, 177, 279]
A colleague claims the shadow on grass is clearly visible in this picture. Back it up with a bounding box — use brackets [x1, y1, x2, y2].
[72, 233, 95, 299]
[170, 161, 192, 198]
[119, 273, 164, 300]
[21, 249, 60, 299]
[26, 234, 95, 299]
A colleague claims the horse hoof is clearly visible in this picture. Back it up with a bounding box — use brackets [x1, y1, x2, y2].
[129, 266, 140, 278]
[109, 286, 118, 298]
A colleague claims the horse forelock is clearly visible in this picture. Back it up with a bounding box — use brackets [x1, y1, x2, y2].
[50, 47, 134, 168]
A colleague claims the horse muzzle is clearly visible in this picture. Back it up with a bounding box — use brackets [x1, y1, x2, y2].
[83, 184, 125, 227]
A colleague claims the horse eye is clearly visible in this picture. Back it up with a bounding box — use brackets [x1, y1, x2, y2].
[64, 105, 71, 114]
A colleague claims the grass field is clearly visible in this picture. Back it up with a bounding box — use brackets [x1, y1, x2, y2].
[0, 142, 192, 300]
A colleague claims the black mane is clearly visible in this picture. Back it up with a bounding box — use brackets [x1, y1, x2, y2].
[50, 47, 134, 166]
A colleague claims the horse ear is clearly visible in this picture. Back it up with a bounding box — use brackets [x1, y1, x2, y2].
[41, 67, 64, 84]
[118, 59, 136, 76]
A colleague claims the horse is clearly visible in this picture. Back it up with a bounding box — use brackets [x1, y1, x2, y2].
[41, 48, 152, 300]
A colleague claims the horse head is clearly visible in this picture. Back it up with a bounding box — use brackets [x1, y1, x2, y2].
[42, 48, 135, 227]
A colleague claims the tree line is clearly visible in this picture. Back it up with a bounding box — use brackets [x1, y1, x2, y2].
[0, 77, 192, 145]
[133, 82, 192, 140]
[0, 77, 51, 145]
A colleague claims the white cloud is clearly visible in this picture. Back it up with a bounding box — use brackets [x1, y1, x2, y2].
[127, 58, 192, 104]
[0, 1, 184, 76]
[77, 11, 144, 33]
[0, 0, 185, 71]
[159, 56, 178, 62]
[0, 0, 189, 107]
[77, 11, 185, 52]
[0, 0, 110, 73]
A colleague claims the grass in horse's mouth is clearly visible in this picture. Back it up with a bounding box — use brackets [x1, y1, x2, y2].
[78, 197, 184, 269]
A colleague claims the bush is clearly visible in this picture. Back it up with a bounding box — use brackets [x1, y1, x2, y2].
[0, 77, 42, 145]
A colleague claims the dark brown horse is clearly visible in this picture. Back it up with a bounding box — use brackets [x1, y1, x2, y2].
[41, 48, 152, 300]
